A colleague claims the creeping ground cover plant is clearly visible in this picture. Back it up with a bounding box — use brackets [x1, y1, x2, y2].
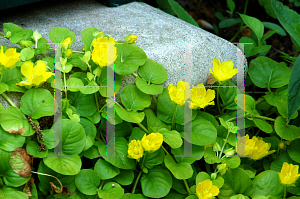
[0, 17, 300, 199]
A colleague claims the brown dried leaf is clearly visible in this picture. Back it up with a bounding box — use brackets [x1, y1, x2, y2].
[9, 147, 33, 177]
[7, 128, 25, 135]
[23, 178, 34, 197]
[50, 182, 62, 196]
[62, 186, 73, 196]
[207, 74, 216, 85]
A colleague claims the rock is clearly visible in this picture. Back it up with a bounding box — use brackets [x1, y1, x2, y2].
[0, 0, 247, 109]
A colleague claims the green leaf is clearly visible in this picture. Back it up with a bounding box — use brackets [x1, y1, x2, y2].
[144, 109, 167, 133]
[113, 170, 134, 186]
[239, 14, 264, 41]
[98, 182, 124, 199]
[204, 147, 221, 164]
[69, 91, 97, 117]
[66, 77, 84, 92]
[219, 18, 242, 29]
[42, 57, 54, 71]
[195, 172, 210, 185]
[97, 66, 122, 97]
[0, 126, 25, 151]
[0, 186, 28, 199]
[287, 55, 300, 123]
[274, 116, 300, 140]
[262, 22, 287, 36]
[171, 144, 204, 164]
[275, 100, 298, 119]
[3, 169, 30, 187]
[219, 168, 253, 198]
[75, 169, 100, 195]
[139, 59, 168, 84]
[227, 0, 235, 13]
[219, 80, 238, 110]
[26, 141, 48, 158]
[270, 152, 297, 172]
[94, 158, 120, 180]
[2, 67, 26, 92]
[3, 23, 26, 43]
[239, 37, 257, 57]
[136, 77, 163, 95]
[19, 48, 34, 61]
[287, 139, 300, 163]
[164, 154, 193, 180]
[167, 0, 199, 27]
[213, 177, 225, 189]
[141, 166, 172, 198]
[49, 27, 76, 44]
[120, 85, 151, 111]
[81, 145, 100, 159]
[43, 153, 82, 175]
[0, 149, 12, 176]
[182, 116, 217, 146]
[239, 164, 256, 179]
[115, 41, 147, 75]
[252, 170, 284, 197]
[235, 94, 257, 115]
[80, 118, 96, 151]
[115, 105, 145, 123]
[248, 56, 291, 89]
[272, 0, 300, 47]
[20, 89, 55, 119]
[158, 128, 182, 149]
[0, 106, 35, 136]
[98, 138, 136, 170]
[69, 53, 88, 70]
[0, 83, 8, 94]
[121, 193, 147, 199]
[81, 27, 100, 52]
[79, 81, 99, 94]
[223, 157, 241, 169]
[129, 127, 145, 142]
[144, 148, 165, 169]
[258, 0, 276, 18]
[253, 118, 273, 133]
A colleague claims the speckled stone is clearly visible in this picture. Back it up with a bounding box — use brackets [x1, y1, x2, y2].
[0, 0, 247, 109]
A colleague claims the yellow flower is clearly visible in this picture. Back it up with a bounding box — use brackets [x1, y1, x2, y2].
[61, 37, 72, 50]
[124, 34, 137, 43]
[196, 179, 219, 199]
[17, 61, 53, 87]
[278, 142, 285, 149]
[128, 140, 144, 161]
[168, 81, 190, 106]
[244, 134, 275, 160]
[141, 133, 163, 153]
[209, 58, 238, 82]
[91, 37, 117, 67]
[65, 49, 73, 58]
[278, 162, 300, 186]
[189, 83, 215, 109]
[0, 46, 20, 69]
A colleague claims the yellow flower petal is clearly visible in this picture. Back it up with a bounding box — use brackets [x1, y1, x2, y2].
[21, 62, 34, 79]
[33, 60, 47, 75]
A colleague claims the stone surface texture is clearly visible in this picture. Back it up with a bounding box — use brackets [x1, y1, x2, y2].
[0, 0, 246, 108]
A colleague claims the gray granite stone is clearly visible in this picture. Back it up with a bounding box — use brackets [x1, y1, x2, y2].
[0, 0, 247, 109]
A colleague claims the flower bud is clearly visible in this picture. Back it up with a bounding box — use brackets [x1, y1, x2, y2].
[61, 37, 71, 50]
[32, 30, 42, 42]
[211, 173, 217, 180]
[124, 34, 137, 43]
[213, 142, 221, 152]
[65, 49, 73, 58]
[87, 72, 94, 81]
[82, 47, 85, 52]
[142, 167, 148, 174]
[223, 147, 235, 157]
[61, 57, 67, 67]
[5, 31, 11, 38]
[278, 142, 285, 149]
[20, 40, 33, 48]
[93, 67, 102, 77]
[217, 163, 227, 175]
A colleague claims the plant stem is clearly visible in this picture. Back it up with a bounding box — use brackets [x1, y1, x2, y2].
[283, 185, 286, 199]
[229, 0, 249, 42]
[63, 72, 67, 99]
[219, 130, 230, 158]
[1, 93, 17, 107]
[0, 32, 5, 37]
[255, 98, 265, 105]
[99, 180, 105, 190]
[183, 179, 191, 195]
[217, 87, 222, 114]
[251, 115, 275, 122]
[0, 68, 3, 82]
[132, 72, 138, 78]
[152, 95, 158, 105]
[31, 171, 63, 191]
[131, 170, 143, 194]
[137, 122, 150, 134]
[171, 105, 177, 130]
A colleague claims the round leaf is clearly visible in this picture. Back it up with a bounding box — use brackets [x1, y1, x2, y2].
[0, 186, 28, 199]
[61, 119, 86, 155]
[164, 154, 193, 180]
[20, 89, 55, 119]
[195, 172, 210, 185]
[253, 118, 273, 133]
[113, 170, 134, 186]
[81, 27, 100, 52]
[79, 81, 99, 94]
[138, 59, 168, 84]
[144, 148, 165, 169]
[19, 48, 34, 61]
[98, 182, 124, 199]
[94, 158, 120, 180]
[171, 144, 204, 164]
[136, 76, 163, 95]
[0, 149, 11, 176]
[287, 139, 300, 163]
[26, 141, 48, 158]
[3, 169, 30, 187]
[158, 128, 182, 149]
[115, 41, 147, 75]
[141, 166, 172, 198]
[115, 105, 145, 124]
[120, 85, 151, 111]
[69, 88, 97, 117]
[0, 126, 25, 151]
[248, 56, 291, 89]
[75, 169, 100, 195]
[49, 27, 76, 44]
[274, 116, 300, 140]
[252, 170, 284, 197]
[67, 78, 84, 92]
[80, 118, 96, 151]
